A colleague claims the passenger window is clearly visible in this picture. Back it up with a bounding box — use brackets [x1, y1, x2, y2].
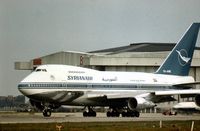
[42, 69, 47, 72]
[35, 69, 47, 72]
[36, 69, 41, 72]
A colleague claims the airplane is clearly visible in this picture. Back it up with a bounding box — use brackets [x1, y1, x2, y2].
[18, 23, 200, 117]
[172, 102, 200, 114]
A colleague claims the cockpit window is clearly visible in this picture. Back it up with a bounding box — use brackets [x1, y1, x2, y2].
[35, 69, 47, 72]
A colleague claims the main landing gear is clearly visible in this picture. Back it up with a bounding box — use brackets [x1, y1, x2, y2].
[41, 103, 61, 117]
[82, 107, 140, 117]
[106, 108, 120, 117]
[106, 108, 140, 117]
[42, 103, 52, 117]
[83, 107, 97, 117]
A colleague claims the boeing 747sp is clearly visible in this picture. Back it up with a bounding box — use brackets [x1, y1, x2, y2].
[18, 23, 200, 117]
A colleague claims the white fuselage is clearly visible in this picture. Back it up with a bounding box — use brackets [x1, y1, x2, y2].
[18, 65, 195, 106]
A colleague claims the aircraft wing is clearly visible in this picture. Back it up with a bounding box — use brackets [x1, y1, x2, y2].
[173, 81, 200, 88]
[86, 89, 200, 104]
[86, 89, 200, 98]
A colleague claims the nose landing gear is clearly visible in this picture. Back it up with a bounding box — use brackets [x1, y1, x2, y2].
[43, 108, 52, 117]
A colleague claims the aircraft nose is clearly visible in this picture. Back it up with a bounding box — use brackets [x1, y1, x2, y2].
[18, 83, 31, 96]
[18, 83, 26, 94]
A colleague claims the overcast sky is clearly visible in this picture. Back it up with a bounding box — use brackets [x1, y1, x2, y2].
[0, 0, 200, 96]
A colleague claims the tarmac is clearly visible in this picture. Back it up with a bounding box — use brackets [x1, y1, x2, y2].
[0, 112, 200, 123]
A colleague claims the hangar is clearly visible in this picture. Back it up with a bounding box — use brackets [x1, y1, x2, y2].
[15, 43, 200, 112]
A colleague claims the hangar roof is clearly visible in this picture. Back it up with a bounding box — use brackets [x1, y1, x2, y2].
[15, 43, 200, 70]
[90, 43, 200, 54]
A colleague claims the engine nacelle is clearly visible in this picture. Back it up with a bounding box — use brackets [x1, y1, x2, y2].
[128, 97, 156, 110]
[195, 95, 200, 107]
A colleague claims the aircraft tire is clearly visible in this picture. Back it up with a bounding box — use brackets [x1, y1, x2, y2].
[43, 109, 51, 117]
[83, 111, 96, 117]
[83, 111, 88, 117]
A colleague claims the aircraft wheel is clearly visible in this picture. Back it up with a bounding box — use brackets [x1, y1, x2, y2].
[83, 111, 88, 117]
[83, 111, 96, 117]
[43, 109, 51, 117]
[107, 111, 120, 117]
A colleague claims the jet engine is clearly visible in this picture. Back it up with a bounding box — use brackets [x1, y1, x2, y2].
[127, 97, 156, 110]
[195, 95, 200, 107]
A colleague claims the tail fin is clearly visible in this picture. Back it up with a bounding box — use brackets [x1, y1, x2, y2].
[156, 23, 200, 76]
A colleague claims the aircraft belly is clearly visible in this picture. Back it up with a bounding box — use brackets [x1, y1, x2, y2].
[27, 90, 84, 104]
[69, 97, 126, 107]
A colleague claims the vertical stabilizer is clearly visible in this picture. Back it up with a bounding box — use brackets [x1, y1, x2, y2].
[156, 23, 200, 76]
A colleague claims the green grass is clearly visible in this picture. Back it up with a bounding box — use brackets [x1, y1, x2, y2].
[1, 121, 200, 131]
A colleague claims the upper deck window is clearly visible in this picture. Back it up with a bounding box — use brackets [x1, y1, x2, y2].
[35, 69, 47, 72]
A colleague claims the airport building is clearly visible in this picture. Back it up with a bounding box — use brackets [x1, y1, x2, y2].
[15, 43, 200, 112]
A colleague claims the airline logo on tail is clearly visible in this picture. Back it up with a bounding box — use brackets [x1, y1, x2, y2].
[176, 49, 191, 66]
